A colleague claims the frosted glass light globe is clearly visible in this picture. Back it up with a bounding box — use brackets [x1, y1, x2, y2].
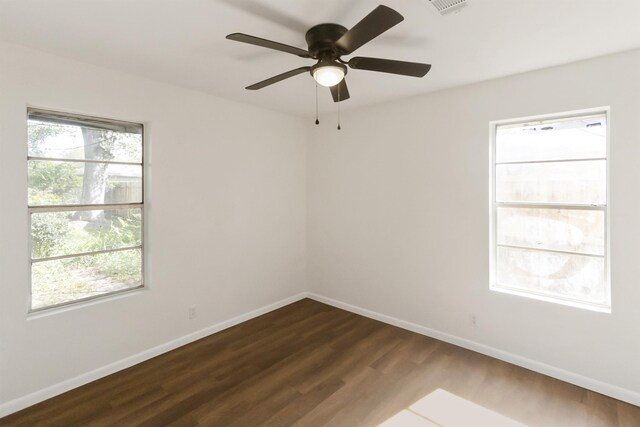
[313, 65, 345, 87]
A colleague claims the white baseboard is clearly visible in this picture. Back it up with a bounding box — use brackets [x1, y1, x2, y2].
[3, 291, 638, 418]
[306, 292, 640, 407]
[0, 292, 309, 418]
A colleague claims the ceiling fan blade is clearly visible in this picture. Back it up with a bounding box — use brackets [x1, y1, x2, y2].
[226, 33, 310, 58]
[348, 57, 431, 77]
[334, 5, 404, 55]
[245, 67, 311, 90]
[330, 79, 350, 102]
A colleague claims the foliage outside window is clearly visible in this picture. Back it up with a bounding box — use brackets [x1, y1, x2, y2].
[490, 110, 609, 312]
[28, 109, 144, 311]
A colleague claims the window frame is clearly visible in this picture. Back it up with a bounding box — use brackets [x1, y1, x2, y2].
[489, 107, 611, 313]
[27, 108, 146, 313]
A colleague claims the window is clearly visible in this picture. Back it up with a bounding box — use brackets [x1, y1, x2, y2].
[28, 109, 144, 311]
[490, 109, 609, 312]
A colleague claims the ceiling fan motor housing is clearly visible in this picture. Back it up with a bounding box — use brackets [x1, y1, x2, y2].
[305, 23, 348, 59]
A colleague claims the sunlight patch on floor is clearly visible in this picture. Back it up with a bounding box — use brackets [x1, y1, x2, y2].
[379, 389, 526, 427]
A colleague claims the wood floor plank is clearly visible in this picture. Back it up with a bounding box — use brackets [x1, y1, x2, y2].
[1, 299, 637, 426]
[262, 379, 346, 426]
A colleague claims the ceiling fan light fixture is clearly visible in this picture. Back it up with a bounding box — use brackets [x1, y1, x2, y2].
[227, 4, 432, 105]
[312, 64, 346, 87]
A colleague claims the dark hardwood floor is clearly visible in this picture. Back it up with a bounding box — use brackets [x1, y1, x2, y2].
[2, 299, 639, 426]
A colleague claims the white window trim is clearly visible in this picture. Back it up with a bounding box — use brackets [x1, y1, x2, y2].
[489, 107, 611, 313]
[26, 108, 146, 314]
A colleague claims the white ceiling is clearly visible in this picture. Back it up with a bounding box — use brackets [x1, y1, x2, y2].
[1, 0, 639, 117]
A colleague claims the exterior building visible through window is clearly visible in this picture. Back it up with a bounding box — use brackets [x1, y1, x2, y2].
[490, 109, 609, 312]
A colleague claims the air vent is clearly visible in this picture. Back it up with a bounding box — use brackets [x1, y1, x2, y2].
[429, 0, 468, 15]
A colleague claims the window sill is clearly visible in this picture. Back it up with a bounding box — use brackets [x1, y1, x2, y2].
[27, 286, 147, 320]
[490, 284, 611, 314]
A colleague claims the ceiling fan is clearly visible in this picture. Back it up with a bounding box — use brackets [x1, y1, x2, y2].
[226, 5, 432, 103]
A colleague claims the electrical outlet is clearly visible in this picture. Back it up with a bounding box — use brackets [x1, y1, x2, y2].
[188, 306, 197, 320]
[471, 314, 477, 326]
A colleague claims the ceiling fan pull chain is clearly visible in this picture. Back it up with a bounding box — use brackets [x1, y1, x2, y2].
[315, 83, 320, 125]
[337, 83, 342, 130]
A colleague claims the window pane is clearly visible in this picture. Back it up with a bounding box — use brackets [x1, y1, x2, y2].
[28, 160, 142, 206]
[496, 160, 605, 204]
[31, 248, 142, 310]
[496, 246, 605, 305]
[497, 207, 604, 256]
[496, 116, 606, 163]
[31, 208, 142, 260]
[27, 119, 142, 163]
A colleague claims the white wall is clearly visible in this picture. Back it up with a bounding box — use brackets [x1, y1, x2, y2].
[2, 40, 639, 414]
[0, 42, 307, 407]
[308, 49, 640, 399]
